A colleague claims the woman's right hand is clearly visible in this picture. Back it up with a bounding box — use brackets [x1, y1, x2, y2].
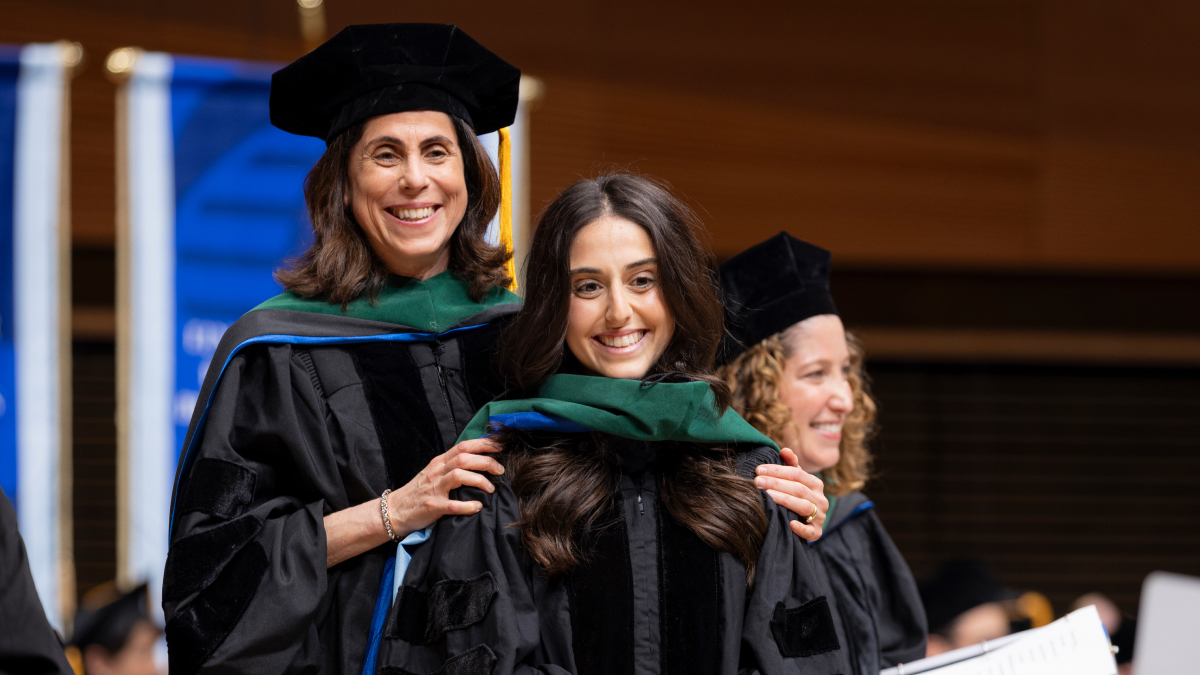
[324, 437, 503, 568]
[386, 437, 504, 538]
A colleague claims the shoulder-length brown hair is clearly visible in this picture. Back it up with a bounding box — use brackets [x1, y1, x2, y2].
[276, 115, 511, 306]
[719, 327, 876, 497]
[497, 173, 767, 583]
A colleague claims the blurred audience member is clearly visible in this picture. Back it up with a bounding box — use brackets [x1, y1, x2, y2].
[67, 583, 160, 675]
[919, 559, 1052, 657]
[1072, 593, 1134, 674]
[0, 487, 74, 675]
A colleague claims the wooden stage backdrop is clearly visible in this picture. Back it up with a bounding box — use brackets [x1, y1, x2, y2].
[2, 0, 1199, 617]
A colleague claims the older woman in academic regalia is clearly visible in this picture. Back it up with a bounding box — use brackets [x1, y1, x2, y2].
[718, 233, 928, 675]
[162, 24, 524, 675]
[163, 25, 826, 675]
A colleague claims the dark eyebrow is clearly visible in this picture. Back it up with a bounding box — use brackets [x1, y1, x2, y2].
[569, 258, 657, 276]
[364, 135, 403, 147]
[420, 134, 456, 147]
[363, 134, 456, 148]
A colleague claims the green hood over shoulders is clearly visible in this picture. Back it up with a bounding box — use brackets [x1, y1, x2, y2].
[457, 373, 779, 451]
[251, 270, 521, 331]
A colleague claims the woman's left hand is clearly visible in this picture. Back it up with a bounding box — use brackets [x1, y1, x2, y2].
[755, 448, 828, 542]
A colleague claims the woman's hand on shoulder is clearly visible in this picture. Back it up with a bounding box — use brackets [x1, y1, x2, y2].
[324, 438, 504, 568]
[387, 437, 505, 537]
[754, 448, 829, 542]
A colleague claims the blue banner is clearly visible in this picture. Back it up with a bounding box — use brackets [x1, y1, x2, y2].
[168, 56, 325, 456]
[0, 45, 21, 504]
[4, 41, 72, 628]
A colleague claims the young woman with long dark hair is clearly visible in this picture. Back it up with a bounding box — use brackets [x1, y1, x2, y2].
[374, 174, 844, 675]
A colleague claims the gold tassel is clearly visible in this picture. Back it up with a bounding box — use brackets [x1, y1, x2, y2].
[64, 646, 83, 675]
[498, 126, 517, 290]
[1016, 591, 1055, 628]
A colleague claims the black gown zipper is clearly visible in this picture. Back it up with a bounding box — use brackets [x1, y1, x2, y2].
[432, 340, 457, 432]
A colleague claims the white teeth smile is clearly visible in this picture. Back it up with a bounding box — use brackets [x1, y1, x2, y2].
[597, 331, 645, 348]
[390, 206, 435, 221]
[812, 423, 842, 433]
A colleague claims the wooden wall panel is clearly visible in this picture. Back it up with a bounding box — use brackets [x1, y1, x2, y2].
[0, 0, 1195, 613]
[1039, 141, 1200, 269]
[867, 362, 1200, 615]
[1042, 1, 1200, 154]
[526, 74, 1042, 264]
[70, 70, 117, 247]
[71, 342, 116, 598]
[1, 0, 1198, 271]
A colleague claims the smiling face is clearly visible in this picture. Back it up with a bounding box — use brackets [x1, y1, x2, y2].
[777, 314, 854, 473]
[346, 111, 469, 279]
[565, 215, 675, 380]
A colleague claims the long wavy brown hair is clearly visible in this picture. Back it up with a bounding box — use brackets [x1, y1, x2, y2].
[276, 115, 511, 306]
[719, 327, 876, 497]
[497, 173, 767, 583]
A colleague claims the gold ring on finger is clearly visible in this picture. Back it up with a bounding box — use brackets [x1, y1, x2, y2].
[804, 503, 819, 525]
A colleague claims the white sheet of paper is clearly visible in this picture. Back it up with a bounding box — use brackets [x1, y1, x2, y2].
[894, 606, 1116, 675]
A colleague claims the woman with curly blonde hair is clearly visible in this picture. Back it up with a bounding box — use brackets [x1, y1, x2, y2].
[718, 233, 927, 675]
[722, 328, 876, 497]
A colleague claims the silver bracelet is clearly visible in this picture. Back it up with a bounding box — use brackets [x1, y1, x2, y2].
[380, 489, 398, 541]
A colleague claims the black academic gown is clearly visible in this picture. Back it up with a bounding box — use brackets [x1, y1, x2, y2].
[162, 301, 520, 675]
[809, 492, 927, 675]
[0, 488, 73, 675]
[376, 444, 845, 675]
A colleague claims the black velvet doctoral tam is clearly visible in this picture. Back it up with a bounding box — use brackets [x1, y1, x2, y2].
[718, 232, 838, 365]
[270, 23, 522, 142]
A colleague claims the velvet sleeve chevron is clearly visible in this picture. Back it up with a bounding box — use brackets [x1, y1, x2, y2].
[163, 342, 378, 675]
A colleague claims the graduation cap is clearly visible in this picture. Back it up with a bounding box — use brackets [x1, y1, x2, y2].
[69, 582, 155, 653]
[270, 23, 521, 142]
[918, 560, 1016, 636]
[270, 23, 523, 287]
[717, 232, 838, 365]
